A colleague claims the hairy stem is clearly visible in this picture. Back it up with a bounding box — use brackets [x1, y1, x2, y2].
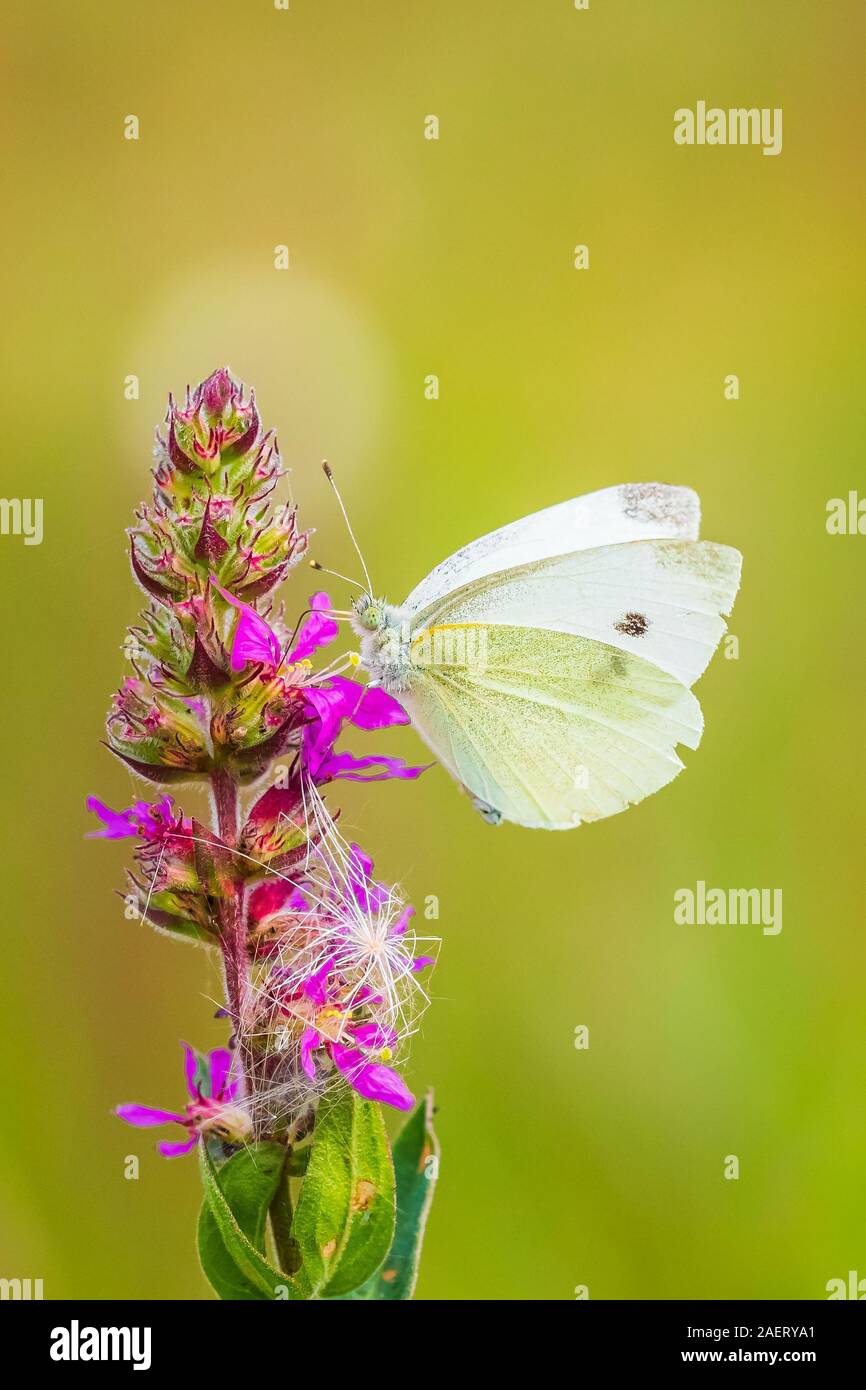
[211, 767, 254, 1115]
[269, 1152, 302, 1275]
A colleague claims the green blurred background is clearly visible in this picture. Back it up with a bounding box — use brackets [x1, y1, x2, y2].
[2, 0, 864, 1300]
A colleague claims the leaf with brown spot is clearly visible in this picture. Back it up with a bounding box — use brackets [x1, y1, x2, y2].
[351, 1180, 377, 1213]
[291, 1086, 395, 1299]
[336, 1092, 439, 1301]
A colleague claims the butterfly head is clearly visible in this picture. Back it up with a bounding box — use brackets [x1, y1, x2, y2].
[351, 593, 388, 632]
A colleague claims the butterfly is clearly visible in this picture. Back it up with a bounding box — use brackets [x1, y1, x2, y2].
[348, 483, 742, 830]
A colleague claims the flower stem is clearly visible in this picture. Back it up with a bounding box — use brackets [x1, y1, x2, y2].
[211, 767, 254, 1115]
[269, 1151, 302, 1275]
[212, 766, 239, 843]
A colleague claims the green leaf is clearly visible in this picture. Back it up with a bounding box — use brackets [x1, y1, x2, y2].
[198, 1142, 302, 1300]
[144, 913, 215, 946]
[292, 1086, 396, 1299]
[340, 1091, 439, 1300]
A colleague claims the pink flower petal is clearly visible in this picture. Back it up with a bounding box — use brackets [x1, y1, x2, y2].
[288, 592, 340, 662]
[183, 1042, 200, 1097]
[213, 582, 281, 671]
[351, 1022, 398, 1050]
[301, 957, 335, 1006]
[86, 796, 135, 839]
[322, 751, 429, 782]
[348, 843, 389, 911]
[391, 906, 415, 936]
[331, 1045, 415, 1111]
[208, 1048, 234, 1100]
[158, 1134, 199, 1158]
[329, 676, 409, 730]
[116, 1104, 186, 1127]
[300, 1027, 319, 1082]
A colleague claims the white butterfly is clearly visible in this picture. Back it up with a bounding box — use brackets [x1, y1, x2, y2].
[348, 483, 741, 830]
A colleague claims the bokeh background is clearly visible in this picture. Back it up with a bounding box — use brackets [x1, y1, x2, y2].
[2, 0, 864, 1300]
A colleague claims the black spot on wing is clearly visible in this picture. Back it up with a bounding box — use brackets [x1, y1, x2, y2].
[614, 611, 649, 638]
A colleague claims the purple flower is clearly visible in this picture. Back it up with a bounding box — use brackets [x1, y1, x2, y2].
[329, 1042, 415, 1111]
[347, 843, 389, 912]
[116, 1045, 250, 1157]
[86, 795, 177, 840]
[213, 582, 281, 671]
[302, 676, 428, 784]
[213, 580, 429, 786]
[214, 585, 339, 674]
[278, 884, 434, 1113]
[298, 1002, 416, 1113]
[288, 592, 340, 662]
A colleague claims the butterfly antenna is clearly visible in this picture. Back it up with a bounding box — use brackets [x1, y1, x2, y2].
[322, 460, 374, 597]
[309, 559, 364, 590]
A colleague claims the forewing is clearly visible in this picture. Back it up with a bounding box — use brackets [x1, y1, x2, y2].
[405, 483, 701, 614]
[415, 539, 741, 690]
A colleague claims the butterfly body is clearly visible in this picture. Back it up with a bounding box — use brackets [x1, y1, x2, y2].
[351, 596, 416, 692]
[350, 483, 741, 831]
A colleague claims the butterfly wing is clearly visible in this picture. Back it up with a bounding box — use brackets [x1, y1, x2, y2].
[405, 482, 701, 614]
[412, 538, 741, 690]
[388, 483, 739, 828]
[401, 625, 703, 829]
